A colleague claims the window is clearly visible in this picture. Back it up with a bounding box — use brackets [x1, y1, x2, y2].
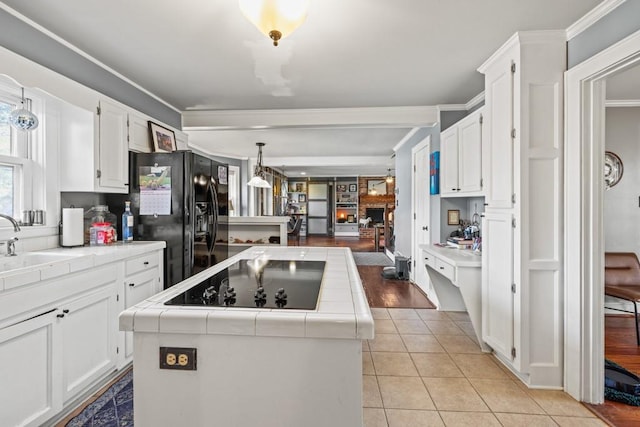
[0, 89, 31, 218]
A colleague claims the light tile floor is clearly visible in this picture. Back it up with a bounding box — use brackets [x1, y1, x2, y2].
[363, 308, 606, 427]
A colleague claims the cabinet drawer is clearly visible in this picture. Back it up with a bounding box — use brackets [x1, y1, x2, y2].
[423, 252, 436, 269]
[125, 252, 159, 276]
[435, 258, 455, 282]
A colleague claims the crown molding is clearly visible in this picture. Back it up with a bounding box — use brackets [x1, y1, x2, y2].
[566, 0, 627, 41]
[392, 127, 420, 152]
[437, 104, 466, 112]
[466, 91, 485, 110]
[478, 30, 566, 73]
[0, 3, 181, 114]
[604, 99, 640, 107]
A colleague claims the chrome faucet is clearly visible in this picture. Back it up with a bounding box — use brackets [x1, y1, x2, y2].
[0, 214, 21, 232]
[6, 237, 18, 256]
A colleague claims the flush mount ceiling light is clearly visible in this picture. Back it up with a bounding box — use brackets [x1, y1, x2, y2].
[239, 0, 311, 46]
[248, 142, 272, 188]
[385, 168, 394, 184]
[9, 87, 39, 131]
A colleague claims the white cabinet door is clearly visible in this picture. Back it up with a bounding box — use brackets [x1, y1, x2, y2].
[458, 112, 483, 193]
[123, 268, 160, 361]
[0, 309, 61, 427]
[483, 58, 515, 209]
[98, 99, 129, 191]
[482, 211, 514, 361]
[60, 286, 117, 404]
[440, 126, 459, 196]
[129, 112, 152, 152]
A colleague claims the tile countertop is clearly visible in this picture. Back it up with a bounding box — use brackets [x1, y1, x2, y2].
[0, 241, 166, 291]
[120, 246, 375, 341]
[419, 243, 482, 268]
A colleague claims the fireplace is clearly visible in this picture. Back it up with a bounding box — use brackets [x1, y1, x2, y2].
[365, 208, 384, 226]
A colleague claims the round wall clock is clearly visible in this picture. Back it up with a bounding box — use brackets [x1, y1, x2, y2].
[604, 151, 623, 189]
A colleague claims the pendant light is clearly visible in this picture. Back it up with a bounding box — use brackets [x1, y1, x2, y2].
[9, 88, 39, 131]
[248, 142, 272, 188]
[385, 168, 394, 184]
[239, 0, 311, 46]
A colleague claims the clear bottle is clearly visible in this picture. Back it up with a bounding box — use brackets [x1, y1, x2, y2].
[122, 201, 133, 243]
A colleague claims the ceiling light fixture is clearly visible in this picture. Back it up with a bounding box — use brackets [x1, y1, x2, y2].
[9, 87, 39, 131]
[247, 142, 272, 188]
[385, 168, 394, 184]
[238, 0, 311, 46]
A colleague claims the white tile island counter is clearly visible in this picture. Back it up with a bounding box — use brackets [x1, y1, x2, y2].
[120, 246, 374, 427]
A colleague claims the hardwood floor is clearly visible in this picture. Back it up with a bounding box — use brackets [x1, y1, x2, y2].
[302, 235, 435, 308]
[586, 315, 640, 427]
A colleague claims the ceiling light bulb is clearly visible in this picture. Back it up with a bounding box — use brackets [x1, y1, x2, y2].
[239, 0, 311, 46]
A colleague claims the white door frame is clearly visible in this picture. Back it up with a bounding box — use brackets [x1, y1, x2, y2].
[411, 136, 431, 287]
[565, 29, 640, 403]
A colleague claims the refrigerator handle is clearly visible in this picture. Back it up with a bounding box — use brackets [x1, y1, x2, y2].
[207, 181, 218, 254]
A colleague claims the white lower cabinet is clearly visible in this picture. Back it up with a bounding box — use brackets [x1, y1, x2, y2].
[0, 309, 60, 427]
[120, 251, 162, 365]
[0, 247, 163, 426]
[61, 286, 118, 404]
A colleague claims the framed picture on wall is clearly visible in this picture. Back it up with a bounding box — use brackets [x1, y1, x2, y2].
[348, 184, 357, 192]
[447, 209, 460, 225]
[337, 184, 347, 192]
[149, 121, 176, 153]
[298, 194, 306, 202]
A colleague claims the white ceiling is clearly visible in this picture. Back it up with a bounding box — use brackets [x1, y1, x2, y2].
[1, 0, 602, 176]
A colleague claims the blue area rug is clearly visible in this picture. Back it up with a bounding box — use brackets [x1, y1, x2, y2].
[66, 369, 133, 427]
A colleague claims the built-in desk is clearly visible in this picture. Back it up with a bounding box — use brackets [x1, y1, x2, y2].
[419, 244, 489, 352]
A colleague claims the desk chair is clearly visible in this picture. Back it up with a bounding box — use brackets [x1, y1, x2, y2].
[604, 252, 640, 345]
[287, 217, 303, 246]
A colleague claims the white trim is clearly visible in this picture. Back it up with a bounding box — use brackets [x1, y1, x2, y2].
[604, 99, 640, 107]
[478, 31, 566, 73]
[410, 136, 430, 290]
[183, 106, 439, 130]
[465, 91, 485, 110]
[0, 3, 181, 114]
[437, 104, 467, 112]
[392, 128, 420, 152]
[565, 27, 640, 404]
[566, 0, 627, 40]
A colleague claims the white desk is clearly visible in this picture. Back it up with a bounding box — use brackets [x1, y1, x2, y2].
[419, 244, 489, 352]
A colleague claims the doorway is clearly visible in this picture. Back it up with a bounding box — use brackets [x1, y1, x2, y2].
[565, 29, 640, 403]
[411, 136, 431, 294]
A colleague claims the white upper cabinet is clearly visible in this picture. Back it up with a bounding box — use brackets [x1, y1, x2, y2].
[440, 108, 483, 197]
[59, 98, 129, 193]
[129, 111, 152, 153]
[97, 99, 129, 191]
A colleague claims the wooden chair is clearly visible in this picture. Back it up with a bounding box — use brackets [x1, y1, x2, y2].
[604, 252, 640, 345]
[287, 217, 303, 246]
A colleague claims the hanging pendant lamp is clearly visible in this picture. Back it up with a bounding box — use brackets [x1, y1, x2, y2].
[248, 142, 272, 188]
[239, 0, 311, 46]
[385, 168, 394, 184]
[9, 88, 39, 131]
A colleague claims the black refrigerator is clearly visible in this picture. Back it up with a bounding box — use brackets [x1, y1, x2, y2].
[109, 151, 228, 288]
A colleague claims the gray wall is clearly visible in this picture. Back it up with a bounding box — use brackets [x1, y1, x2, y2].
[568, 1, 640, 68]
[440, 101, 485, 132]
[604, 107, 640, 253]
[0, 9, 181, 129]
[394, 126, 440, 257]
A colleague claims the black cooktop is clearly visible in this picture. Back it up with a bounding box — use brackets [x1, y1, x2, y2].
[165, 259, 326, 310]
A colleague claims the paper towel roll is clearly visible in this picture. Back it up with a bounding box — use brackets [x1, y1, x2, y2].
[62, 208, 84, 247]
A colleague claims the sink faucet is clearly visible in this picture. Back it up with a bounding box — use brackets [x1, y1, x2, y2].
[0, 214, 21, 232]
[5, 237, 18, 257]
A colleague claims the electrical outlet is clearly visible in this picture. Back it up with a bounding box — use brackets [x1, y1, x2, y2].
[159, 347, 197, 370]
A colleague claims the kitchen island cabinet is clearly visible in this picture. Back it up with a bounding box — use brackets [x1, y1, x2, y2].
[120, 246, 374, 427]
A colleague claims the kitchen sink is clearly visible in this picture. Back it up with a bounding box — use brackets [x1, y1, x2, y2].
[0, 252, 83, 273]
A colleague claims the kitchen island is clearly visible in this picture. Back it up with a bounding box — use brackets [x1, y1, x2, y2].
[120, 246, 373, 427]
